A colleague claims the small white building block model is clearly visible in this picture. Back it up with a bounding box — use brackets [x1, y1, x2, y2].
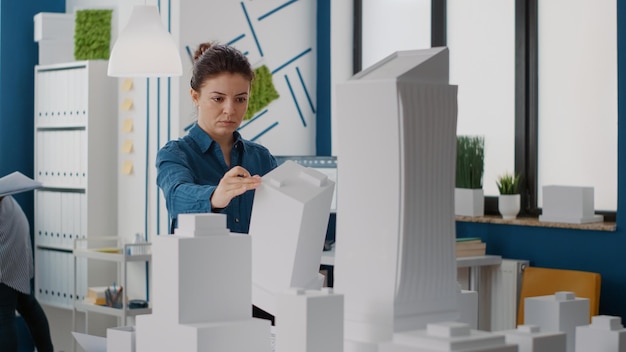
[379, 321, 517, 352]
[539, 185, 603, 224]
[575, 315, 626, 352]
[524, 291, 589, 352]
[107, 326, 136, 352]
[249, 160, 335, 315]
[335, 47, 459, 351]
[33, 13, 75, 65]
[504, 325, 566, 352]
[135, 213, 271, 352]
[275, 287, 343, 352]
[458, 288, 478, 330]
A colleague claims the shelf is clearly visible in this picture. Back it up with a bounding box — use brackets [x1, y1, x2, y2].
[455, 255, 502, 268]
[75, 301, 151, 318]
[456, 215, 616, 232]
[74, 248, 152, 263]
[35, 124, 86, 130]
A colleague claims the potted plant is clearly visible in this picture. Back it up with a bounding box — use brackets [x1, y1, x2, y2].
[496, 172, 521, 220]
[455, 135, 485, 217]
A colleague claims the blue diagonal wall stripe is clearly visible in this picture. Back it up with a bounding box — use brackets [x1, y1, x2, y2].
[272, 48, 312, 75]
[296, 66, 315, 113]
[258, 0, 298, 21]
[241, 2, 264, 57]
[285, 75, 306, 127]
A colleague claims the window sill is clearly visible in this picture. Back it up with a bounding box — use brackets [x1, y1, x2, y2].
[456, 215, 616, 232]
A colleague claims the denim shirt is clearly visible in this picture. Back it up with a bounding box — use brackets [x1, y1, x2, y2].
[156, 124, 277, 234]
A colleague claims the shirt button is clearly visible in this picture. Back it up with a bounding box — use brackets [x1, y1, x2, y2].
[235, 218, 240, 223]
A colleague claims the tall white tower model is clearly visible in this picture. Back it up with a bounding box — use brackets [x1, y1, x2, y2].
[249, 160, 335, 315]
[334, 48, 459, 351]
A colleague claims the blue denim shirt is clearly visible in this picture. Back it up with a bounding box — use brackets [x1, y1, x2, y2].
[156, 124, 277, 234]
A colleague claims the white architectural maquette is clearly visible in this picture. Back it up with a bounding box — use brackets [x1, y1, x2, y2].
[575, 315, 626, 352]
[524, 291, 589, 352]
[135, 213, 271, 352]
[378, 321, 517, 352]
[334, 47, 460, 351]
[539, 186, 603, 224]
[504, 325, 566, 352]
[276, 288, 344, 352]
[249, 160, 335, 315]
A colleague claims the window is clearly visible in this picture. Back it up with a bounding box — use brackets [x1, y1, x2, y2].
[355, 0, 618, 217]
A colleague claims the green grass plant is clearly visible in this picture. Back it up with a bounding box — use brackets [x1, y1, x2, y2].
[496, 172, 520, 195]
[456, 135, 485, 189]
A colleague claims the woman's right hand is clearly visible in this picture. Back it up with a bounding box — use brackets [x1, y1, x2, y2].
[210, 166, 262, 209]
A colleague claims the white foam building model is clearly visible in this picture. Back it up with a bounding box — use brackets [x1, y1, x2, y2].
[275, 287, 344, 352]
[135, 213, 271, 352]
[249, 160, 335, 315]
[524, 291, 589, 352]
[457, 286, 478, 330]
[575, 315, 626, 352]
[504, 325, 566, 352]
[539, 185, 603, 224]
[334, 47, 514, 352]
[379, 321, 517, 352]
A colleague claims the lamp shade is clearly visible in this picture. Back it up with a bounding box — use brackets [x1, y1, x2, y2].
[107, 5, 182, 77]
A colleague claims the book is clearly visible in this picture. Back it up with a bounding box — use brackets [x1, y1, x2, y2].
[456, 238, 486, 257]
[0, 171, 42, 197]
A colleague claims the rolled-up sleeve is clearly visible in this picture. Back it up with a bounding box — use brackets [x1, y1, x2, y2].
[156, 144, 215, 219]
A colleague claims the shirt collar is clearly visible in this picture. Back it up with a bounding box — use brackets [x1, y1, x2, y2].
[189, 123, 246, 153]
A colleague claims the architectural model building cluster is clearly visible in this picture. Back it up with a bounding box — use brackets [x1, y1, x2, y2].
[117, 48, 625, 352]
[135, 213, 271, 352]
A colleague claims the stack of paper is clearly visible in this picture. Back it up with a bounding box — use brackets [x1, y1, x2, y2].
[0, 171, 42, 197]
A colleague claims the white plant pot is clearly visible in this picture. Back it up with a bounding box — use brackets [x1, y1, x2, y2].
[455, 188, 484, 217]
[498, 194, 520, 220]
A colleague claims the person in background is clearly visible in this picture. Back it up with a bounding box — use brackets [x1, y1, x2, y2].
[157, 42, 277, 234]
[0, 195, 54, 352]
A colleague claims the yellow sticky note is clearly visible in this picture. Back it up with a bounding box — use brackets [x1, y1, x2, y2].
[121, 98, 134, 111]
[121, 140, 134, 154]
[121, 78, 133, 91]
[122, 160, 134, 175]
[122, 118, 134, 133]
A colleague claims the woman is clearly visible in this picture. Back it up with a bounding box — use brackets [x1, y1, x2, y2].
[157, 43, 277, 234]
[157, 43, 278, 324]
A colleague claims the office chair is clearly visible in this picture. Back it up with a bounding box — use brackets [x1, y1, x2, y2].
[517, 266, 601, 325]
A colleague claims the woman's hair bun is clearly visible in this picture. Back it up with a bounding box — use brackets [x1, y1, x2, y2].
[193, 42, 213, 63]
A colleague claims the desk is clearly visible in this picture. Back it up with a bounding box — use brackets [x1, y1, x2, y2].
[320, 245, 502, 291]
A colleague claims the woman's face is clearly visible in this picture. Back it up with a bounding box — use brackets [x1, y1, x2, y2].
[191, 72, 250, 142]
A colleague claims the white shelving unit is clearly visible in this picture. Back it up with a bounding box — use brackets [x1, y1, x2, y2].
[72, 237, 152, 334]
[33, 60, 117, 314]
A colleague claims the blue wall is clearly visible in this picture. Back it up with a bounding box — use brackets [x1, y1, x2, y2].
[0, 0, 65, 221]
[0, 1, 65, 349]
[457, 0, 626, 319]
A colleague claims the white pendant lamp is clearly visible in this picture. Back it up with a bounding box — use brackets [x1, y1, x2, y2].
[107, 5, 183, 77]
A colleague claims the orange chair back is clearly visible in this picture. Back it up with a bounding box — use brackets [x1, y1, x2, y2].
[517, 266, 601, 325]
